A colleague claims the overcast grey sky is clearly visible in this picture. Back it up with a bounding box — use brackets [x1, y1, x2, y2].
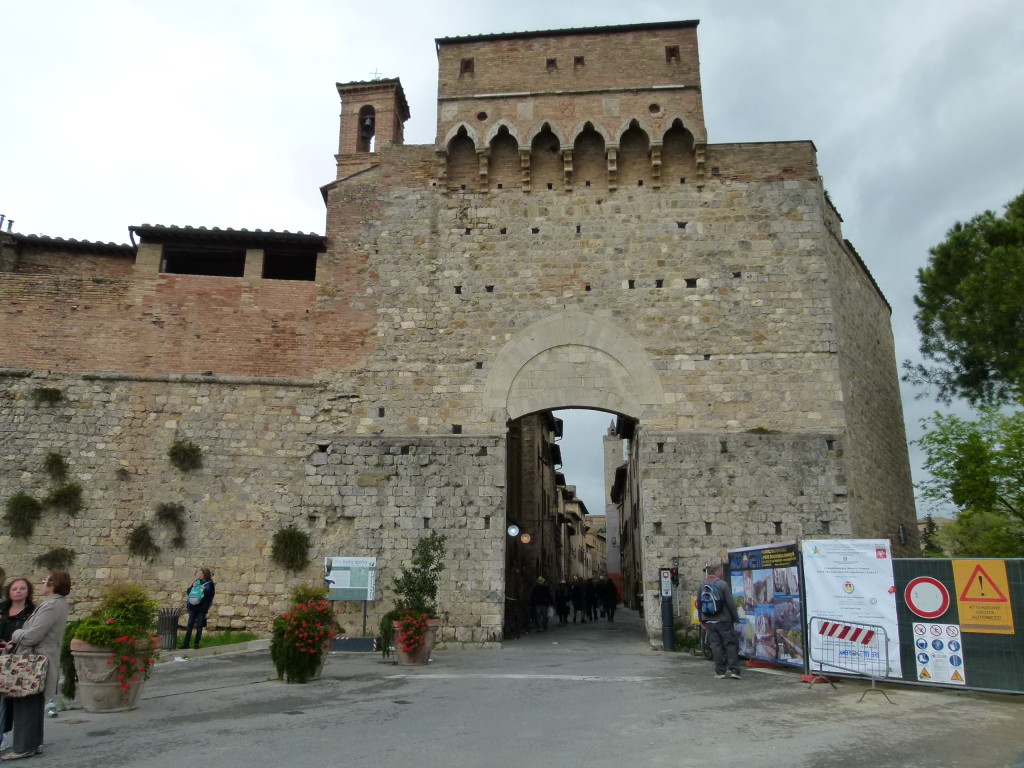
[3, 1, 1022, 520]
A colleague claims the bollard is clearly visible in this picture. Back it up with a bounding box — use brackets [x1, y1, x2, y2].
[157, 607, 182, 651]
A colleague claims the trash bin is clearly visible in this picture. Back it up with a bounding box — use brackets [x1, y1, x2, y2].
[158, 607, 182, 650]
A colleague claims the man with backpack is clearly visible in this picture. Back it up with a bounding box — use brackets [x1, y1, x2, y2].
[696, 563, 741, 679]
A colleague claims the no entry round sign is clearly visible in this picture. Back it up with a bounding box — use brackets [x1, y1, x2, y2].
[904, 576, 950, 619]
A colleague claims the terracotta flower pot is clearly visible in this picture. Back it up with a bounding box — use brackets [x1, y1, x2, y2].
[70, 638, 148, 713]
[392, 618, 439, 665]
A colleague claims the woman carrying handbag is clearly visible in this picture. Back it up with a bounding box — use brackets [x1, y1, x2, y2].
[1, 571, 70, 761]
[0, 579, 36, 752]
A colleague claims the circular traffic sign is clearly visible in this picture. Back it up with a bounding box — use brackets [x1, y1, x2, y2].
[904, 576, 951, 619]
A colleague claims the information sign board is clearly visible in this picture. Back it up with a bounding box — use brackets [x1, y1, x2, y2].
[324, 556, 377, 602]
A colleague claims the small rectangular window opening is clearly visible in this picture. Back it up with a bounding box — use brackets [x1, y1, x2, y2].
[499, 227, 507, 234]
[703, 354, 711, 361]
[531, 227, 540, 234]
[546, 183, 553, 190]
[575, 225, 581, 233]
[720, 440, 728, 454]
[732, 271, 742, 278]
[653, 521, 663, 534]
[377, 407, 385, 417]
[484, 516, 491, 529]
[585, 180, 591, 187]
[704, 521, 713, 535]
[485, 285, 494, 293]
[655, 279, 664, 288]
[774, 521, 783, 535]
[475, 361, 484, 369]
[464, 227, 472, 235]
[454, 285, 462, 294]
[497, 183, 503, 189]
[826, 439, 837, 451]
[821, 520, 831, 534]
[657, 442, 664, 453]
[460, 58, 474, 75]
[574, 56, 585, 67]
[584, 283, 591, 292]
[676, 221, 687, 229]
[637, 180, 644, 187]
[452, 424, 463, 434]
[627, 279, 635, 289]
[666, 46, 680, 63]
[546, 58, 557, 71]
[400, 445, 411, 455]
[423, 517, 431, 529]
[685, 278, 697, 288]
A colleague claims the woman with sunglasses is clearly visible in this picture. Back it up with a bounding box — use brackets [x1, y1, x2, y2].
[1, 571, 70, 761]
[0, 579, 36, 752]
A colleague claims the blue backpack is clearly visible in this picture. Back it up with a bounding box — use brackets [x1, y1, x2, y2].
[699, 581, 725, 617]
[187, 582, 206, 606]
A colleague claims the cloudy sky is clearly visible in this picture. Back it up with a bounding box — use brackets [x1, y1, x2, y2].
[3, 1, 1022, 519]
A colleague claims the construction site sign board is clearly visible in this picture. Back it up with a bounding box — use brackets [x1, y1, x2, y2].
[951, 560, 1014, 634]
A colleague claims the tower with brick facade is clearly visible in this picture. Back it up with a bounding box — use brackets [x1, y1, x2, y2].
[335, 78, 410, 181]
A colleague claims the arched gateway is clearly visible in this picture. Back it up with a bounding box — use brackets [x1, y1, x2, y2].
[0, 21, 917, 647]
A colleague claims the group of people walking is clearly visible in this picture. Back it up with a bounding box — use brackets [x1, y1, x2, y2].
[530, 575, 620, 632]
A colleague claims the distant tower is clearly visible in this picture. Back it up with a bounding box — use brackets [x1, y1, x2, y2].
[335, 78, 410, 181]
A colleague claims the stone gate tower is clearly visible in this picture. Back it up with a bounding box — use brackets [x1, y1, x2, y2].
[0, 20, 916, 644]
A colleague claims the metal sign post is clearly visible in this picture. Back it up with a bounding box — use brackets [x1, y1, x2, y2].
[660, 568, 675, 651]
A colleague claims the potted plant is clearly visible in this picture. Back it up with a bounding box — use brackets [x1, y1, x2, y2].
[379, 531, 447, 664]
[270, 585, 339, 683]
[69, 583, 159, 712]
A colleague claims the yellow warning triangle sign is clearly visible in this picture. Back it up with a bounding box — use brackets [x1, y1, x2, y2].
[919, 668, 932, 679]
[958, 564, 1008, 603]
[951, 670, 964, 682]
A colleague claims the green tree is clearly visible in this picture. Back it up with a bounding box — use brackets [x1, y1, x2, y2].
[915, 408, 1024, 557]
[904, 191, 1024, 406]
[919, 514, 944, 556]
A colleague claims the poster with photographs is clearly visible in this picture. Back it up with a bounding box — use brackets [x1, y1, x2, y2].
[728, 543, 803, 668]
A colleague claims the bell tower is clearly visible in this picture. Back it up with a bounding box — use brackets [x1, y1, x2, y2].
[335, 78, 410, 181]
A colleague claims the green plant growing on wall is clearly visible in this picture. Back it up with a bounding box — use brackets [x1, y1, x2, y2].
[5, 493, 43, 539]
[271, 526, 311, 572]
[43, 452, 68, 481]
[168, 439, 203, 472]
[156, 502, 187, 547]
[35, 547, 77, 570]
[45, 482, 83, 515]
[127, 523, 161, 561]
[31, 387, 63, 407]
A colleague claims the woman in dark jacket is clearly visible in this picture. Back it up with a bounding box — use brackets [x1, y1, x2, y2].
[0, 578, 36, 751]
[180, 567, 215, 650]
[3, 570, 71, 760]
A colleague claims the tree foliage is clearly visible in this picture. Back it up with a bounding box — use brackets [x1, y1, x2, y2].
[915, 408, 1024, 557]
[905, 191, 1024, 406]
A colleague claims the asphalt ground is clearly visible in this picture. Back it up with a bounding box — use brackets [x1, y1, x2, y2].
[28, 608, 1024, 768]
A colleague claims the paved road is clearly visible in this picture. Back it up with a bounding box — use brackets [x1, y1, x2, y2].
[37, 609, 1024, 767]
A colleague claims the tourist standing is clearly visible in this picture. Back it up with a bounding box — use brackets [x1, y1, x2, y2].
[3, 570, 71, 760]
[180, 567, 215, 650]
[696, 564, 741, 679]
[0, 579, 36, 752]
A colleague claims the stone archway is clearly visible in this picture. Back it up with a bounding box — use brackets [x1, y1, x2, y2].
[487, 311, 663, 640]
[484, 310, 663, 419]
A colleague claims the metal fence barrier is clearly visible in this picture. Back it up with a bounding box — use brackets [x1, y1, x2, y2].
[807, 616, 893, 702]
